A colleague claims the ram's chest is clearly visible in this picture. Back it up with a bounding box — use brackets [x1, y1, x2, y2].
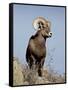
[30, 39, 46, 58]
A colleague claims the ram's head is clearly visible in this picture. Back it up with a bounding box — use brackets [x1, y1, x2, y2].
[33, 17, 52, 37]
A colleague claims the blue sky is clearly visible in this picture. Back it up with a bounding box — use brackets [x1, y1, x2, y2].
[13, 4, 65, 74]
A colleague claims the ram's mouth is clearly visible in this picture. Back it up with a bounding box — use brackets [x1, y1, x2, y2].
[47, 32, 52, 38]
[44, 32, 52, 39]
[48, 32, 52, 37]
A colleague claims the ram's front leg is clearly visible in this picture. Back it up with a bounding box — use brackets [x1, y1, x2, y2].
[38, 58, 45, 77]
[28, 55, 36, 70]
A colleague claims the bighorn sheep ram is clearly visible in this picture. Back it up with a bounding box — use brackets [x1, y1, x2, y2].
[26, 17, 52, 76]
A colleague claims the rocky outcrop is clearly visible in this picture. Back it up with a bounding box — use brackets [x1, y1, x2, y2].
[13, 58, 65, 86]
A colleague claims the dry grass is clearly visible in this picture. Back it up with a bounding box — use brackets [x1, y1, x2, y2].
[13, 57, 24, 86]
[13, 57, 65, 86]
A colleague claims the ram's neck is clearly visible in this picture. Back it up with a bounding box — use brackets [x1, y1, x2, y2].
[34, 33, 46, 47]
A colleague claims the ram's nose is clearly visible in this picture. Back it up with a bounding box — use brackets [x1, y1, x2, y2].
[49, 32, 52, 37]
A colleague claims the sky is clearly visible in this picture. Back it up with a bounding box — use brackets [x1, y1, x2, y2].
[13, 4, 65, 74]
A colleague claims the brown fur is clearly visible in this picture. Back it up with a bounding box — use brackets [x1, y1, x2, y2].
[26, 18, 52, 77]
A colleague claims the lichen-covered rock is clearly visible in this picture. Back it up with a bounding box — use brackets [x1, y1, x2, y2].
[13, 58, 24, 86]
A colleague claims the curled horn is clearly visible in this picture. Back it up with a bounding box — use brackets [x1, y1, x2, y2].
[33, 17, 47, 30]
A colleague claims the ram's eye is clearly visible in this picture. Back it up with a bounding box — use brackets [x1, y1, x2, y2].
[41, 22, 44, 25]
[38, 22, 40, 25]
